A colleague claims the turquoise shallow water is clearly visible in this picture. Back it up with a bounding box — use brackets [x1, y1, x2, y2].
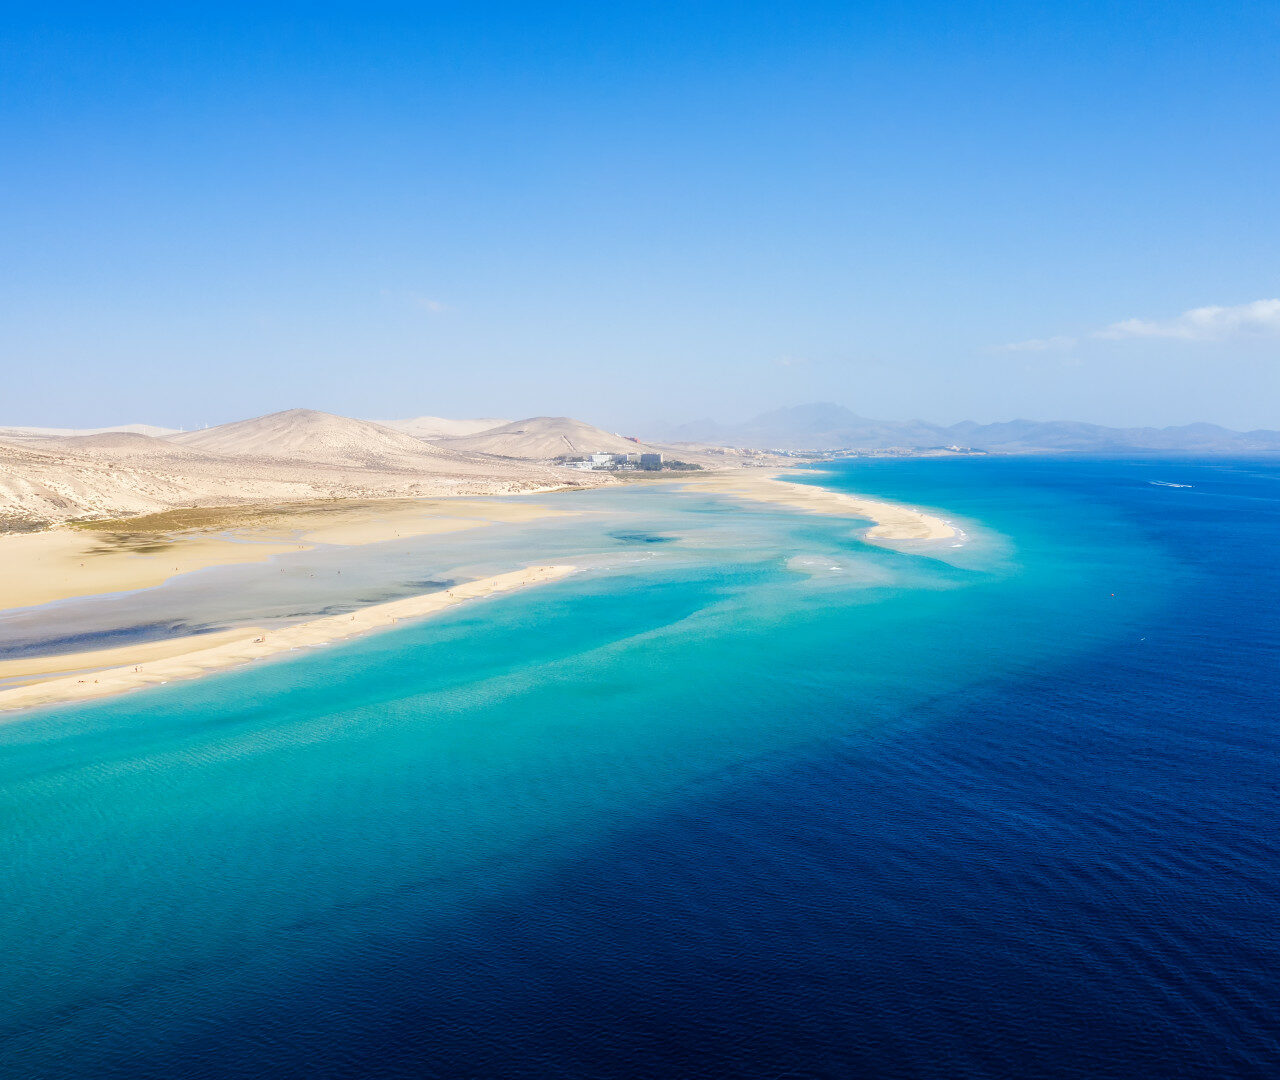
[3, 458, 1277, 1077]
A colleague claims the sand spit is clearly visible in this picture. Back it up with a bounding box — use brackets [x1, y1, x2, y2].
[0, 565, 576, 714]
[681, 471, 958, 541]
[0, 628, 264, 687]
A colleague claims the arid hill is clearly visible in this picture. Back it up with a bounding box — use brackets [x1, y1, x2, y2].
[434, 415, 783, 468]
[435, 416, 654, 459]
[0, 423, 179, 440]
[40, 432, 214, 461]
[379, 416, 509, 439]
[0, 410, 607, 528]
[167, 409, 486, 469]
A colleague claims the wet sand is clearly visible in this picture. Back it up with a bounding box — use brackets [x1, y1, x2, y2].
[0, 497, 579, 613]
[0, 565, 576, 714]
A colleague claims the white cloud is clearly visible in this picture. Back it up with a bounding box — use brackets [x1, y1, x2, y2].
[995, 335, 1077, 353]
[773, 355, 810, 368]
[413, 296, 448, 314]
[1096, 298, 1280, 341]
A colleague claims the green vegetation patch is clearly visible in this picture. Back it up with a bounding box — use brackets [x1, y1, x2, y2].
[0, 517, 53, 535]
[69, 498, 432, 536]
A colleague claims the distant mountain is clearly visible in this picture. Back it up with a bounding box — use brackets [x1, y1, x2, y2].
[657, 404, 951, 449]
[661, 404, 1280, 453]
[379, 416, 509, 439]
[945, 419, 1280, 453]
[435, 416, 655, 459]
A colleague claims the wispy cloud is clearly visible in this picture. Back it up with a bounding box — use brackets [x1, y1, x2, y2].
[995, 298, 1280, 354]
[773, 355, 810, 368]
[995, 335, 1077, 353]
[412, 296, 448, 315]
[1095, 298, 1280, 341]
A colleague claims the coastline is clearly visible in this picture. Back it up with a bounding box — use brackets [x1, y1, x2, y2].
[677, 470, 958, 541]
[0, 469, 960, 715]
[0, 564, 576, 715]
[0, 470, 953, 618]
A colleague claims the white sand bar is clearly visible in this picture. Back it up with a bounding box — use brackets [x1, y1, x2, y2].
[682, 472, 957, 541]
[0, 564, 576, 715]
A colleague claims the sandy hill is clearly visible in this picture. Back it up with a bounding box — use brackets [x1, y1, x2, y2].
[436, 416, 653, 459]
[1, 410, 608, 528]
[42, 432, 213, 461]
[379, 416, 509, 439]
[0, 422, 178, 440]
[168, 409, 487, 469]
[0, 438, 260, 528]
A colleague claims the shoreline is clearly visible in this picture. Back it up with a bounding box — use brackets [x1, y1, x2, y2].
[677, 470, 959, 541]
[0, 469, 962, 715]
[0, 467, 953, 617]
[0, 565, 576, 715]
[0, 495, 582, 615]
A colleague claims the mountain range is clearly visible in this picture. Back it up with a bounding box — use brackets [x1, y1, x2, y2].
[658, 404, 1280, 453]
[0, 410, 605, 527]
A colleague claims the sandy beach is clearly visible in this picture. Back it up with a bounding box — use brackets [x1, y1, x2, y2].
[0, 564, 576, 714]
[678, 471, 958, 541]
[0, 496, 579, 613]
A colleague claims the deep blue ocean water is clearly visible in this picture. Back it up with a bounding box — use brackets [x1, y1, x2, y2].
[2, 457, 1278, 1078]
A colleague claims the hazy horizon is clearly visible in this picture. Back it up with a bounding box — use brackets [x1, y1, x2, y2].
[6, 398, 1280, 442]
[4, 5, 1279, 432]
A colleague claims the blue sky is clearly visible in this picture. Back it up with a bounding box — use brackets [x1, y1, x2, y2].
[3, 2, 1279, 431]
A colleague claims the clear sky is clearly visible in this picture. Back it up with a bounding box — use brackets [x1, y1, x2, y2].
[4, 2, 1279, 432]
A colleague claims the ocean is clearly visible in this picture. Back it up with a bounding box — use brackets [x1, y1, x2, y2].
[2, 456, 1278, 1078]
